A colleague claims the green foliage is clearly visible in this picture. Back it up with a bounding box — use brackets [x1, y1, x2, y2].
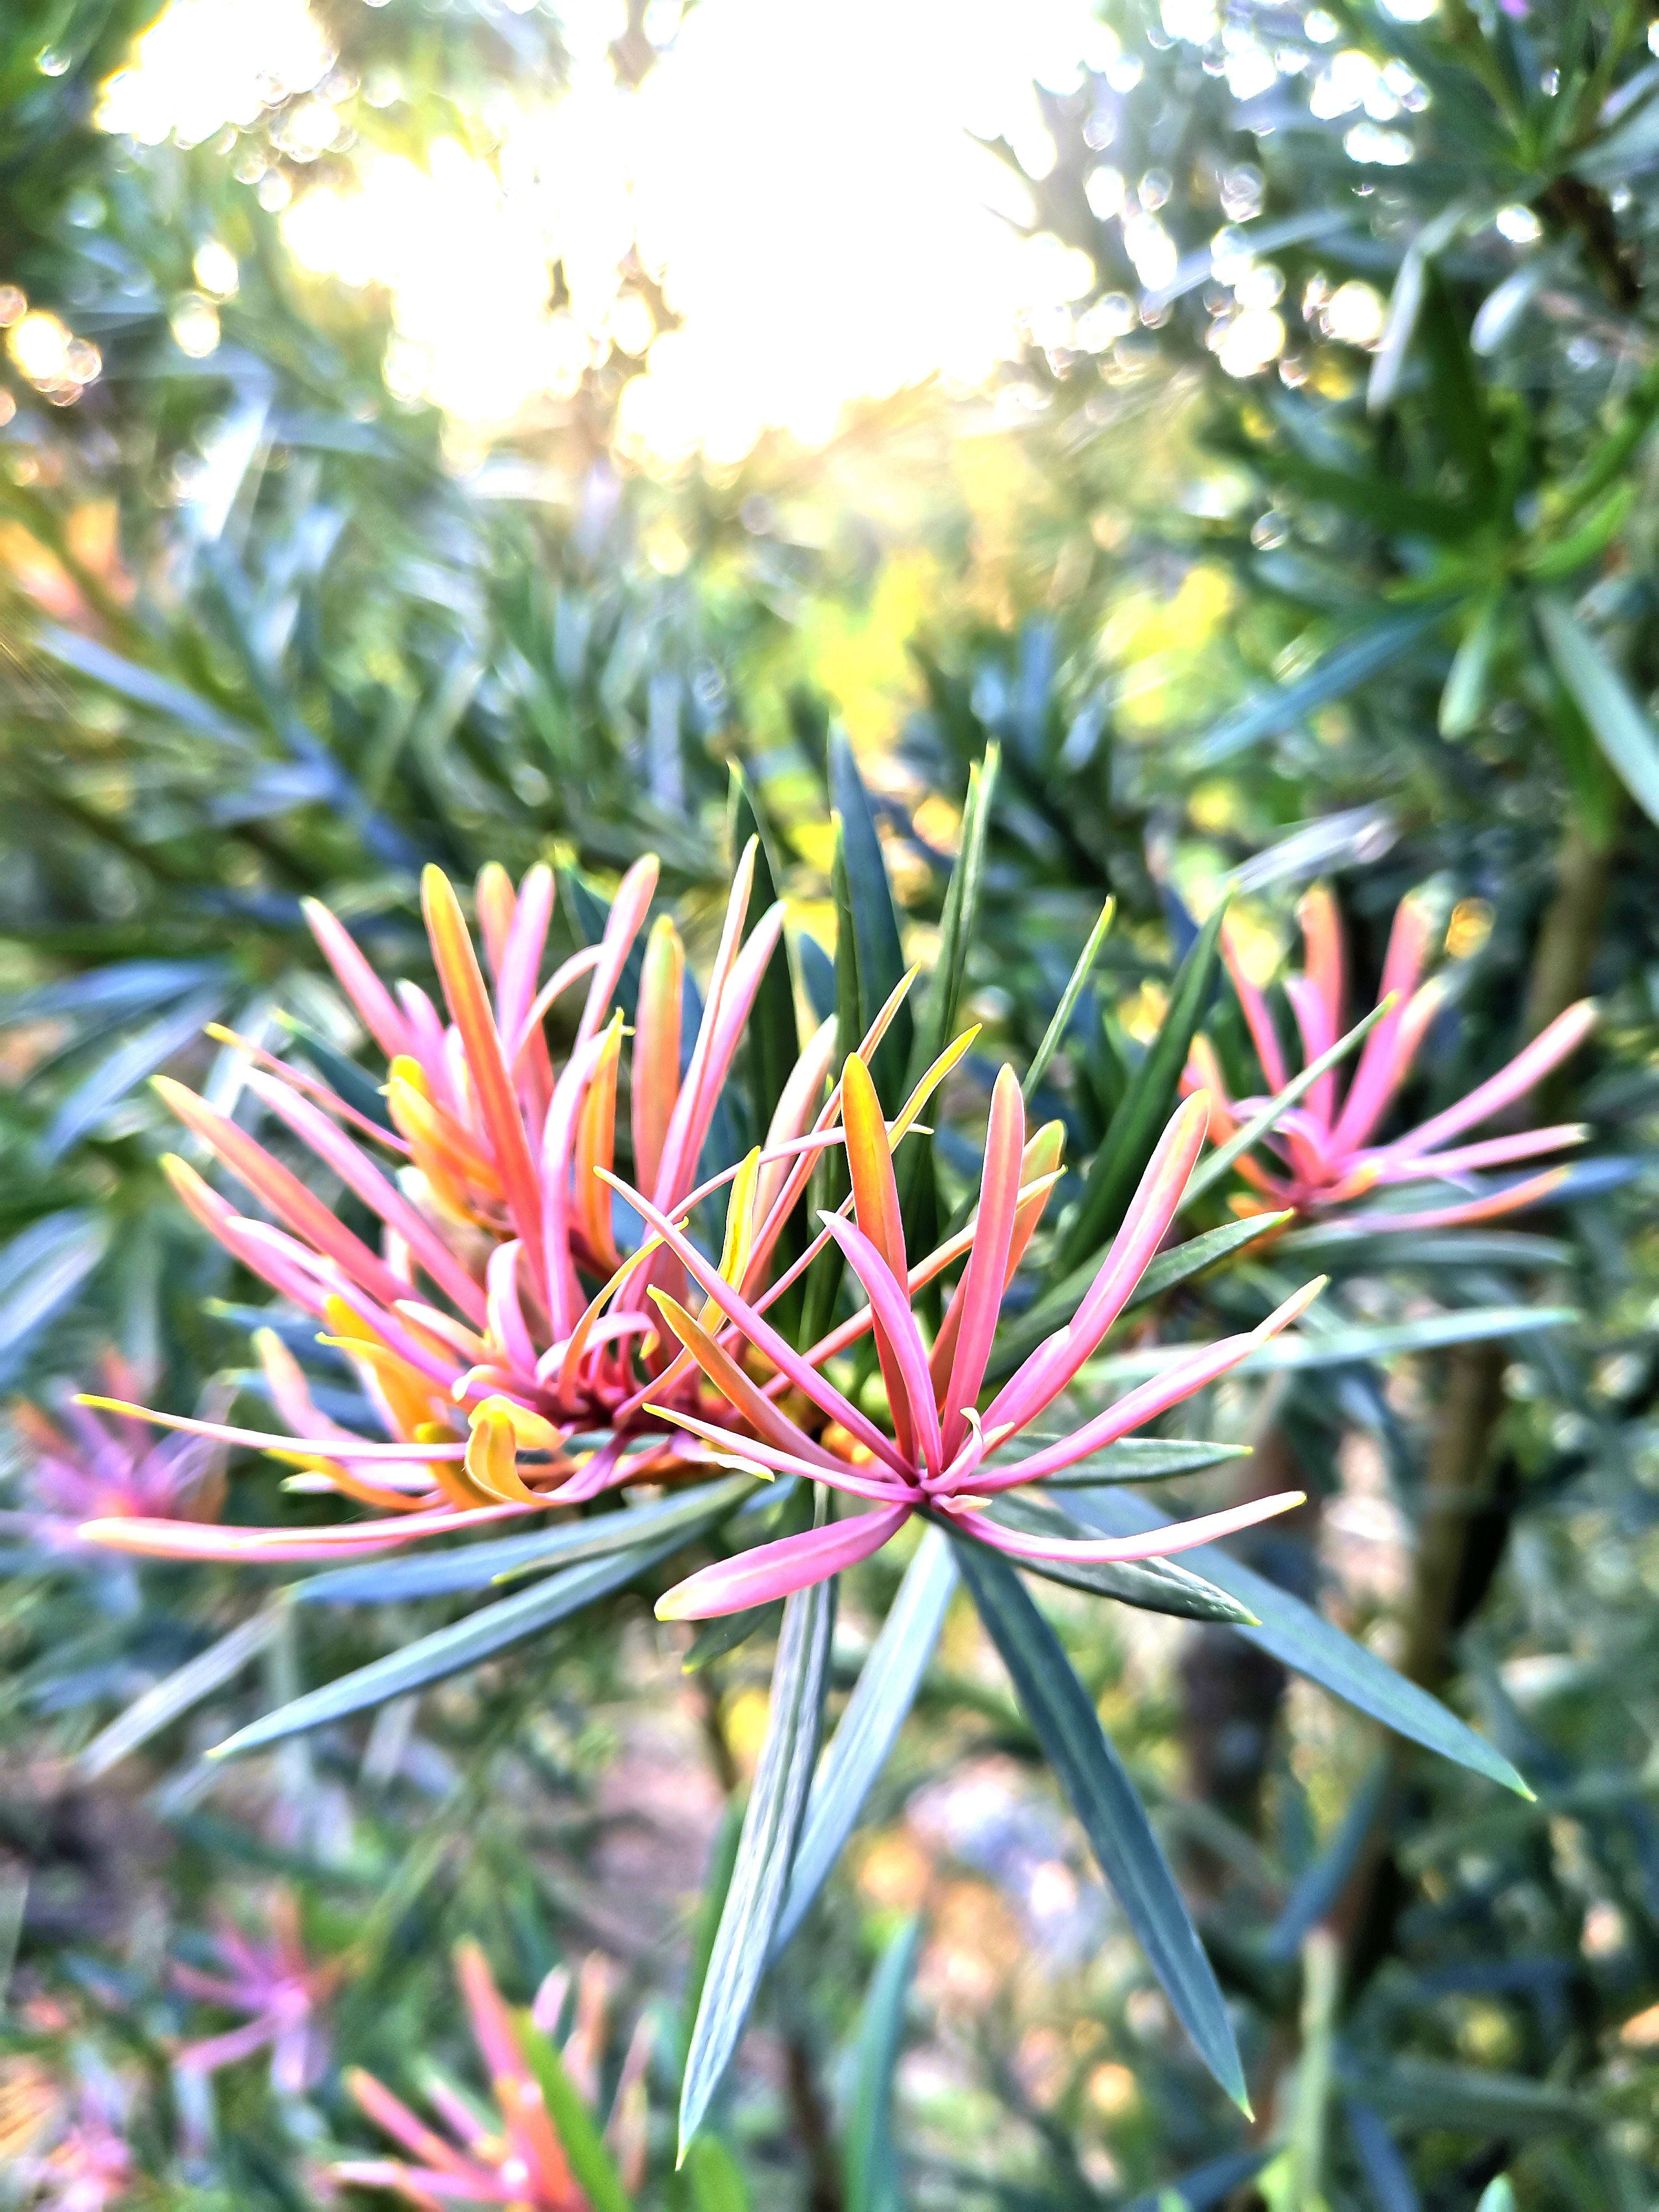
[4, 3, 1659, 2208]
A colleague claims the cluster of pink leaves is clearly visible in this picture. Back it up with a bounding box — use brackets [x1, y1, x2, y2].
[56, 863, 1589, 1609]
[1189, 886, 1593, 1232]
[335, 1942, 648, 2210]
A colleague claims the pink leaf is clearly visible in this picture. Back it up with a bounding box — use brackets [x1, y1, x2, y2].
[656, 1503, 912, 1619]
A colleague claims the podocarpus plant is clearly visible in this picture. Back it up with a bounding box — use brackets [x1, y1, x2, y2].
[66, 763, 1579, 2153]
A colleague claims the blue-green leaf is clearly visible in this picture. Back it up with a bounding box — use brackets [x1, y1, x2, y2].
[1536, 591, 1659, 830]
[1036, 1437, 1251, 1487]
[0, 1212, 109, 1384]
[845, 1917, 921, 2212]
[1054, 1488, 1527, 1794]
[680, 1568, 836, 2155]
[774, 1527, 958, 1955]
[1057, 898, 1227, 1270]
[211, 1536, 690, 1759]
[1196, 608, 1445, 766]
[293, 1475, 755, 1603]
[987, 1494, 1255, 1624]
[35, 626, 262, 750]
[43, 988, 225, 1161]
[952, 1537, 1248, 2109]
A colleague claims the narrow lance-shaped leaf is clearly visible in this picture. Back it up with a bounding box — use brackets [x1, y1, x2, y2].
[987, 1211, 1289, 1386]
[898, 747, 999, 1254]
[679, 1561, 836, 2156]
[773, 1525, 958, 1955]
[1024, 893, 1114, 1103]
[43, 988, 228, 1163]
[1035, 1436, 1251, 1487]
[845, 1917, 921, 2212]
[517, 2019, 634, 2212]
[830, 729, 911, 1106]
[951, 1537, 1249, 2110]
[1057, 898, 1228, 1269]
[77, 1603, 287, 1780]
[210, 1531, 703, 1760]
[293, 1474, 757, 1604]
[987, 1492, 1257, 1624]
[1246, 1303, 1577, 1372]
[677, 1802, 743, 2084]
[1195, 608, 1446, 766]
[1055, 1485, 1528, 1793]
[1440, 588, 1506, 740]
[0, 1212, 110, 1384]
[1536, 591, 1659, 830]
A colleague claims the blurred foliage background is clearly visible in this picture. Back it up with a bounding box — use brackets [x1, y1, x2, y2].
[3, 1, 1659, 2207]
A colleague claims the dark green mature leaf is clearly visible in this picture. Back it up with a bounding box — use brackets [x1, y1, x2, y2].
[846, 1917, 921, 2212]
[1134, 1212, 1293, 1298]
[830, 729, 911, 1106]
[1036, 1437, 1251, 1486]
[518, 2020, 634, 2212]
[985, 1493, 1256, 1623]
[728, 766, 801, 1154]
[1022, 892, 1114, 1104]
[1194, 608, 1446, 766]
[293, 1475, 756, 1603]
[1536, 592, 1659, 828]
[907, 744, 998, 1091]
[899, 744, 998, 1250]
[1057, 898, 1228, 1270]
[774, 1526, 958, 1955]
[682, 1599, 782, 1672]
[1053, 1488, 1528, 1794]
[951, 1537, 1248, 2109]
[1345, 2060, 1590, 2135]
[211, 1535, 692, 1759]
[280, 1013, 396, 1132]
[1418, 262, 1499, 507]
[680, 1566, 836, 2154]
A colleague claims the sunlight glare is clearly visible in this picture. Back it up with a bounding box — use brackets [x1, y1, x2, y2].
[101, 0, 1104, 460]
